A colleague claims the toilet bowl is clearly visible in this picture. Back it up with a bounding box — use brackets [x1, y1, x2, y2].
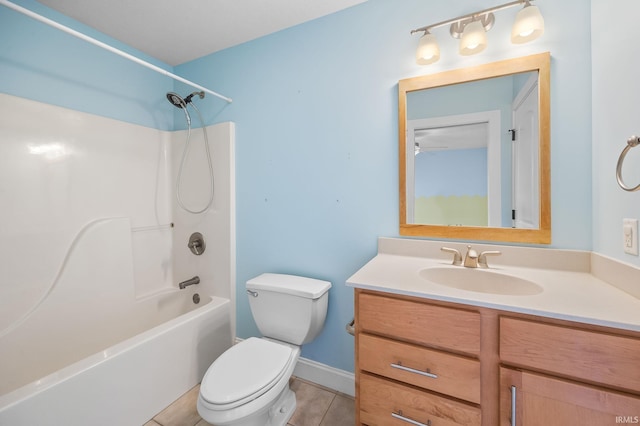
[197, 273, 331, 426]
[197, 338, 300, 426]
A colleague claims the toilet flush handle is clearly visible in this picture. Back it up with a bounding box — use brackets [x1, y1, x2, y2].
[247, 290, 259, 297]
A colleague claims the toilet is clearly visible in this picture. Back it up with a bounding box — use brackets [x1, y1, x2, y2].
[197, 273, 332, 426]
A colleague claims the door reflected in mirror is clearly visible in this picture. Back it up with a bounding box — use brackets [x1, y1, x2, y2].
[399, 53, 550, 243]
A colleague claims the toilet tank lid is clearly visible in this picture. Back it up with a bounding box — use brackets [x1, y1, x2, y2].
[246, 273, 331, 299]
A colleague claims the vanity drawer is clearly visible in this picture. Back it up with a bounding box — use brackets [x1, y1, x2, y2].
[359, 333, 481, 404]
[500, 317, 640, 393]
[360, 373, 481, 426]
[358, 292, 481, 355]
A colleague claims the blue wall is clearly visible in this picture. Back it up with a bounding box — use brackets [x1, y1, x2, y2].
[0, 0, 175, 130]
[1, 0, 594, 374]
[591, 0, 640, 266]
[415, 149, 488, 197]
[175, 0, 592, 372]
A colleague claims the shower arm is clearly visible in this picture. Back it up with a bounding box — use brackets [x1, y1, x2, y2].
[0, 0, 232, 104]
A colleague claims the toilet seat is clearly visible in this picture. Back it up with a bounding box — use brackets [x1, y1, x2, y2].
[200, 337, 294, 410]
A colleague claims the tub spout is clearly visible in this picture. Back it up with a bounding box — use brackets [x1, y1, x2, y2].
[179, 276, 200, 289]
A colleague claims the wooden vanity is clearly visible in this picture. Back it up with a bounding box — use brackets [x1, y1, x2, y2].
[354, 289, 640, 426]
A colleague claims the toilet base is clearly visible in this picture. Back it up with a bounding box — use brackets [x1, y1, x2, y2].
[267, 385, 296, 426]
[198, 382, 297, 426]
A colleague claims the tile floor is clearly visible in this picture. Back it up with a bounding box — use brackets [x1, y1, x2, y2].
[144, 377, 355, 426]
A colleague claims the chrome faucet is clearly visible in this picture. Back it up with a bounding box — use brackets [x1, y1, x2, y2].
[179, 276, 200, 289]
[441, 246, 502, 268]
[463, 245, 479, 268]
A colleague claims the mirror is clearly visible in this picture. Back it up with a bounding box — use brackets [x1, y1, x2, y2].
[399, 53, 551, 244]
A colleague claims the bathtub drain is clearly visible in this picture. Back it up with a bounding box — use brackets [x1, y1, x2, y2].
[193, 293, 200, 304]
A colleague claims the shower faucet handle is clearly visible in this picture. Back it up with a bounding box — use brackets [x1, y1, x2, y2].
[189, 240, 202, 254]
[188, 232, 206, 255]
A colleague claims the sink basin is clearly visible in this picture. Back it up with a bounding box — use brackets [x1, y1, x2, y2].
[419, 267, 543, 296]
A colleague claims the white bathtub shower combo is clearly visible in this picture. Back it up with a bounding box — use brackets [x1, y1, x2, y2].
[0, 93, 236, 425]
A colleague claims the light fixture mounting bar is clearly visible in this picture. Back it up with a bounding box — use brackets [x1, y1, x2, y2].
[410, 0, 532, 34]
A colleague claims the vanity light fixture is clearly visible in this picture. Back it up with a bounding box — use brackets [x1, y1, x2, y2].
[511, 1, 545, 43]
[411, 0, 544, 65]
[459, 18, 489, 56]
[416, 31, 440, 65]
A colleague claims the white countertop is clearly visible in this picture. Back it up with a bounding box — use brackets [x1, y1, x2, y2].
[346, 238, 640, 332]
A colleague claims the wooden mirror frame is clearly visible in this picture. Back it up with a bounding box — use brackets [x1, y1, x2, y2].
[399, 52, 551, 244]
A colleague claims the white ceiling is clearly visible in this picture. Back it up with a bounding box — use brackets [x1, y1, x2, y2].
[37, 0, 367, 66]
[415, 123, 489, 151]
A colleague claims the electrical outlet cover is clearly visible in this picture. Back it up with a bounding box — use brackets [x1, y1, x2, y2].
[623, 218, 639, 255]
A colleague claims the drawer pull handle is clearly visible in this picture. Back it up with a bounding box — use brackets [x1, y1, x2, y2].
[391, 362, 438, 379]
[511, 385, 517, 426]
[392, 410, 431, 426]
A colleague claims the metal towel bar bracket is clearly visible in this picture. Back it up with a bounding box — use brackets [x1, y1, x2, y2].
[616, 135, 640, 191]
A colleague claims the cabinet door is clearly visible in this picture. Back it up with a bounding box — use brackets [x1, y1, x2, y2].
[500, 367, 640, 426]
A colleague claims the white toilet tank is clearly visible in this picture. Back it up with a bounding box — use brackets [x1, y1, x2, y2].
[246, 273, 331, 345]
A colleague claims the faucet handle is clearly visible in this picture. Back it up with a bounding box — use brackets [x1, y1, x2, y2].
[479, 250, 502, 268]
[441, 247, 462, 266]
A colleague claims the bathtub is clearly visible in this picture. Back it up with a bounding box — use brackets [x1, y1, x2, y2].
[0, 292, 232, 426]
[0, 218, 233, 425]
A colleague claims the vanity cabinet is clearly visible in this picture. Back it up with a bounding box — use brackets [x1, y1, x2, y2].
[354, 289, 640, 426]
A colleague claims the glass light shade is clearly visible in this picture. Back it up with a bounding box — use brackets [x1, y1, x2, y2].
[511, 4, 544, 44]
[416, 32, 440, 65]
[459, 20, 487, 56]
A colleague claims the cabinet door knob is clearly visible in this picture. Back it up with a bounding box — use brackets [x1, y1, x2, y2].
[391, 362, 438, 379]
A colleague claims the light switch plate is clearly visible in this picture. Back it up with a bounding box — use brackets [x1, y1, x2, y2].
[623, 218, 638, 255]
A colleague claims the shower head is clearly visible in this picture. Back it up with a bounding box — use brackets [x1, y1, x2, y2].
[166, 91, 205, 109]
[166, 92, 187, 109]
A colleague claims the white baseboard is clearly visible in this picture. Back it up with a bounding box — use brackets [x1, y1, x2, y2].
[293, 356, 355, 397]
[234, 338, 355, 397]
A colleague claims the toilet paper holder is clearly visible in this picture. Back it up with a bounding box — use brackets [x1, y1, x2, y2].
[346, 318, 355, 336]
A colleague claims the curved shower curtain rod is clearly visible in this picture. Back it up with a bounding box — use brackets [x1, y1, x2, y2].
[0, 0, 233, 103]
